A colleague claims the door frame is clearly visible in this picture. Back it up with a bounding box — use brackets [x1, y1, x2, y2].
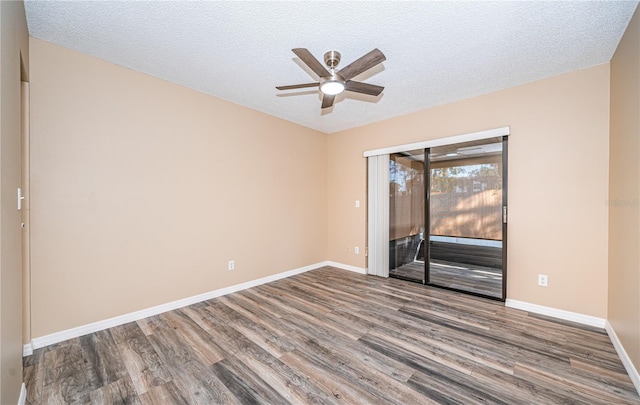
[21, 81, 31, 345]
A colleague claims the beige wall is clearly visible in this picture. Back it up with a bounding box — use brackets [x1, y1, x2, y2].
[0, 1, 29, 403]
[609, 4, 640, 372]
[328, 64, 611, 318]
[24, 12, 631, 361]
[29, 38, 327, 338]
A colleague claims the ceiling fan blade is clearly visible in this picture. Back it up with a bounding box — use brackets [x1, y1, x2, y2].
[345, 81, 384, 96]
[276, 83, 319, 90]
[338, 48, 386, 81]
[321, 94, 335, 109]
[292, 48, 330, 78]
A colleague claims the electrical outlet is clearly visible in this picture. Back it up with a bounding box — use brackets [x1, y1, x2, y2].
[538, 274, 548, 287]
[228, 260, 235, 271]
[354, 246, 360, 254]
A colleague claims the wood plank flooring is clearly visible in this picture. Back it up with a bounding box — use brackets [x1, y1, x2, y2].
[391, 260, 503, 298]
[24, 266, 640, 404]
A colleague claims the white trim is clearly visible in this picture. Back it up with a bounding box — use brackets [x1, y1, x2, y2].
[325, 261, 367, 274]
[606, 320, 640, 396]
[505, 299, 606, 328]
[18, 383, 26, 405]
[363, 126, 510, 157]
[22, 342, 33, 357]
[24, 261, 327, 354]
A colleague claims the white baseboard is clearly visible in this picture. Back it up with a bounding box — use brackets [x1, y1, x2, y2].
[325, 261, 367, 274]
[24, 261, 329, 355]
[505, 299, 606, 328]
[606, 320, 640, 396]
[22, 342, 33, 357]
[18, 383, 26, 405]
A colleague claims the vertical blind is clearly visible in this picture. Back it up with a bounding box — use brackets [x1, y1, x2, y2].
[367, 154, 389, 277]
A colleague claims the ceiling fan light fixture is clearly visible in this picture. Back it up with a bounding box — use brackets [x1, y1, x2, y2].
[320, 79, 345, 95]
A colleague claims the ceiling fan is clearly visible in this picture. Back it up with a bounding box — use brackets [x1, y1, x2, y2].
[276, 48, 386, 109]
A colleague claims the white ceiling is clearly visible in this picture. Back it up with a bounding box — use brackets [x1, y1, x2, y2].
[24, 1, 638, 134]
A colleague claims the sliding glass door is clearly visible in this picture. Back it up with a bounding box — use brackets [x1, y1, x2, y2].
[427, 137, 506, 299]
[386, 136, 508, 300]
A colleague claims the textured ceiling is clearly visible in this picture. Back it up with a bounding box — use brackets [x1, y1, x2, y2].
[24, 1, 638, 134]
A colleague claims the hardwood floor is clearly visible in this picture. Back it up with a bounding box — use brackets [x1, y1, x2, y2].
[391, 260, 503, 298]
[24, 266, 640, 404]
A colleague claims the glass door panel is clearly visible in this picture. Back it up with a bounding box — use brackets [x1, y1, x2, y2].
[389, 149, 425, 282]
[427, 138, 505, 299]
